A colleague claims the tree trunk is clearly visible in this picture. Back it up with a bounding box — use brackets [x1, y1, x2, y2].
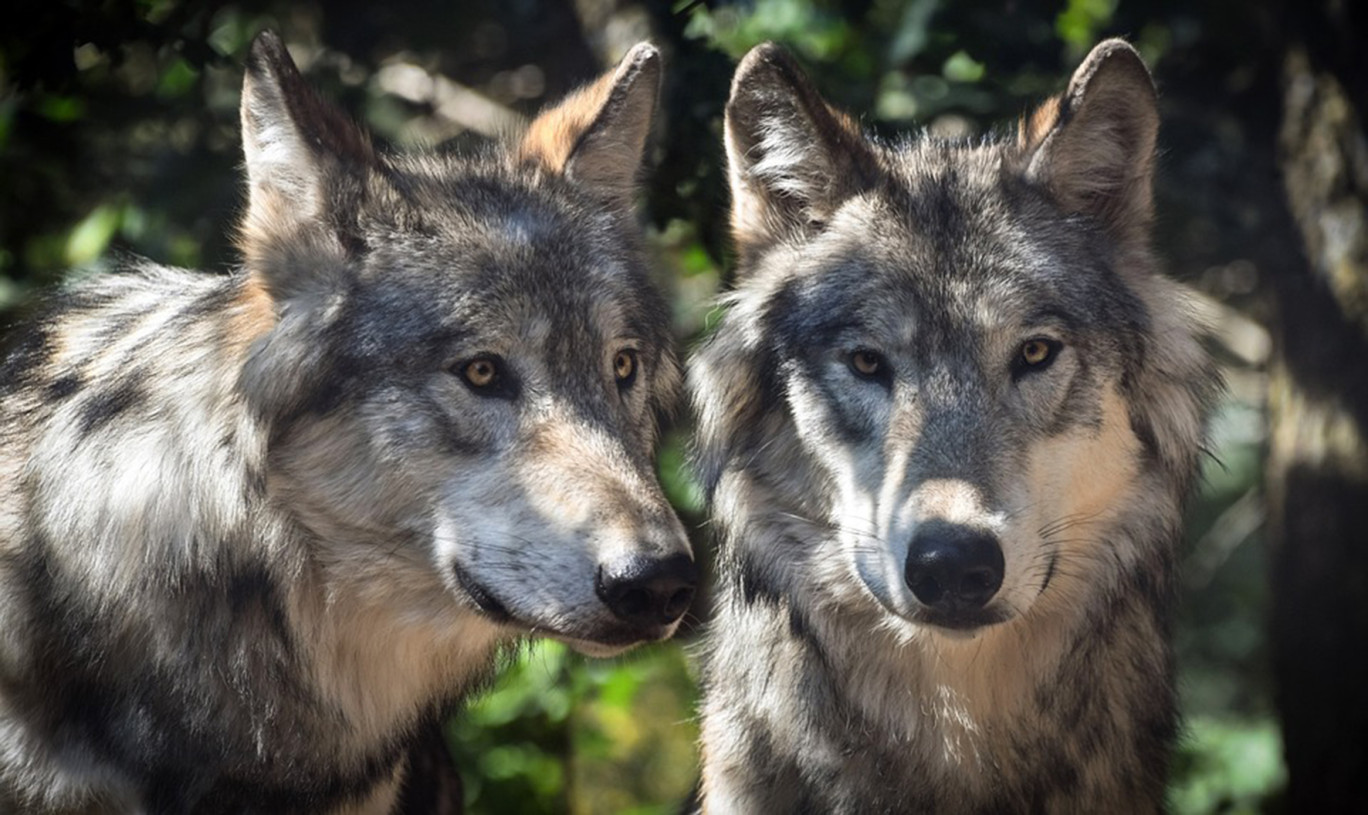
[1268, 13, 1368, 809]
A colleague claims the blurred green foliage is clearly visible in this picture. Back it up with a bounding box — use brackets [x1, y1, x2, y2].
[451, 641, 700, 814]
[0, 1, 1293, 812]
[1172, 717, 1286, 815]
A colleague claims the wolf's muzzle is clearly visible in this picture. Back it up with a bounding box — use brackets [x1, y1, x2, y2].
[596, 552, 698, 629]
[904, 522, 1004, 616]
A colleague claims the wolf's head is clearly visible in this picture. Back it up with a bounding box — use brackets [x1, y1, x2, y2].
[694, 41, 1214, 636]
[234, 32, 693, 654]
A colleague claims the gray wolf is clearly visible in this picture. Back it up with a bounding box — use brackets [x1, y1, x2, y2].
[691, 39, 1220, 813]
[0, 31, 695, 814]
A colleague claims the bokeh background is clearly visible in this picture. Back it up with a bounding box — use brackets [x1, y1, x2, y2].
[2, 1, 1365, 812]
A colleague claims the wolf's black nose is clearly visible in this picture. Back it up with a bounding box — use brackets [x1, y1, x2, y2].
[597, 552, 698, 628]
[904, 524, 1004, 611]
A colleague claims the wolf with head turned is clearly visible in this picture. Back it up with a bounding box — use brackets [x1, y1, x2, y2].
[0, 31, 696, 814]
[691, 39, 1220, 813]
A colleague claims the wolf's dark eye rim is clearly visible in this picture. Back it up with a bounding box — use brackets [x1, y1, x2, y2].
[1014, 338, 1062, 375]
[848, 348, 889, 381]
[614, 349, 639, 388]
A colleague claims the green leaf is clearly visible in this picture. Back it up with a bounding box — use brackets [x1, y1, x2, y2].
[1170, 716, 1286, 814]
[1055, 0, 1119, 57]
[942, 51, 985, 84]
[65, 204, 122, 267]
[157, 58, 199, 99]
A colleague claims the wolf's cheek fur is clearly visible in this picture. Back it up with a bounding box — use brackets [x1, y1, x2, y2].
[1006, 386, 1145, 606]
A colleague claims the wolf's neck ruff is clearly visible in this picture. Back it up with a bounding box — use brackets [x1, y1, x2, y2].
[695, 39, 1218, 814]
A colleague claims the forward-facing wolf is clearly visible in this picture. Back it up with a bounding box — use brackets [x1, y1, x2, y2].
[0, 31, 697, 814]
[691, 39, 1221, 813]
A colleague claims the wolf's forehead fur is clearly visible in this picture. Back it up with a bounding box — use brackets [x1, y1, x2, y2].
[764, 138, 1148, 366]
[308, 159, 669, 363]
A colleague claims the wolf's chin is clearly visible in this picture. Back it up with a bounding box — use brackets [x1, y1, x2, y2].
[557, 636, 640, 658]
[551, 617, 681, 656]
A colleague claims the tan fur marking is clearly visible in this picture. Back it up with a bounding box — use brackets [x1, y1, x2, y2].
[237, 184, 293, 271]
[517, 70, 619, 173]
[911, 479, 988, 524]
[302, 585, 503, 756]
[1033, 387, 1144, 531]
[1018, 94, 1061, 151]
[226, 275, 277, 355]
[521, 411, 661, 530]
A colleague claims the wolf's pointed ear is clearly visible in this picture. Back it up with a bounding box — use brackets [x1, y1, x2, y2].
[239, 30, 377, 298]
[517, 42, 661, 205]
[725, 43, 878, 262]
[1019, 39, 1159, 242]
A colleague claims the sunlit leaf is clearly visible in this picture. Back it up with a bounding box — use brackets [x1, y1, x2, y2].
[942, 50, 984, 83]
[1055, 0, 1119, 57]
[1170, 716, 1285, 814]
[64, 204, 122, 267]
[157, 58, 198, 98]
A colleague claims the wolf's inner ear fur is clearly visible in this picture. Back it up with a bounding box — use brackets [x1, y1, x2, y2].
[1020, 39, 1159, 241]
[725, 43, 878, 262]
[239, 30, 376, 299]
[517, 42, 661, 205]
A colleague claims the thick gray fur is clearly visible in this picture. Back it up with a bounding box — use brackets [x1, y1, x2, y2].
[692, 39, 1220, 814]
[0, 31, 690, 814]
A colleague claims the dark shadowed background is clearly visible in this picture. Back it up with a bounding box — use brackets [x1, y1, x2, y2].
[2, 1, 1364, 812]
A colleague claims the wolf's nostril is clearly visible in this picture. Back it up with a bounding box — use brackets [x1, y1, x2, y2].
[908, 575, 946, 606]
[615, 588, 652, 619]
[596, 553, 698, 628]
[664, 586, 695, 620]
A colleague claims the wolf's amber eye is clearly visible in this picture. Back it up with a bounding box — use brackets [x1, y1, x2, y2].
[464, 358, 498, 388]
[1016, 339, 1061, 375]
[614, 350, 638, 385]
[1021, 340, 1052, 366]
[848, 348, 893, 388]
[850, 350, 883, 378]
[455, 354, 518, 399]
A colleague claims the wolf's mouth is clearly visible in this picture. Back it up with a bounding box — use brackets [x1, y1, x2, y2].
[450, 562, 682, 651]
[914, 605, 1012, 634]
[451, 562, 512, 622]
